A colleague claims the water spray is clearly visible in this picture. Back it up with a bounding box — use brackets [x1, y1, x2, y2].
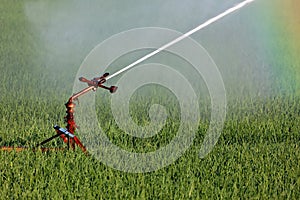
[106, 0, 255, 80]
[0, 0, 255, 153]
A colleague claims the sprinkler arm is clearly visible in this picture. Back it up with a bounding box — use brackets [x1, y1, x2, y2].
[70, 72, 118, 101]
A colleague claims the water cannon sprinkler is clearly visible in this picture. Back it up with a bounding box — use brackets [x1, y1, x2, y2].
[36, 72, 118, 153]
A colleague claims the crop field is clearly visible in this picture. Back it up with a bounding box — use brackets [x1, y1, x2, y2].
[1, 1, 300, 199]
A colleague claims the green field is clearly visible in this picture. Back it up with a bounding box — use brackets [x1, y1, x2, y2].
[1, 1, 300, 199]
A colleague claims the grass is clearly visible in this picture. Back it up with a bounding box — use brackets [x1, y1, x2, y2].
[0, 1, 299, 199]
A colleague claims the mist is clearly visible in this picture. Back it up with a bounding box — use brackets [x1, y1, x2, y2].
[24, 0, 276, 100]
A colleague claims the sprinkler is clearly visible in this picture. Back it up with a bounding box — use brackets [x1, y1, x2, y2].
[37, 72, 118, 153]
[0, 72, 117, 153]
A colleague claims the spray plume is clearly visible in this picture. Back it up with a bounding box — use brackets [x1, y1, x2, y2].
[107, 0, 255, 80]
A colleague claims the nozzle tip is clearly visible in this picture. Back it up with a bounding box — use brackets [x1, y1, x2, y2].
[110, 86, 118, 93]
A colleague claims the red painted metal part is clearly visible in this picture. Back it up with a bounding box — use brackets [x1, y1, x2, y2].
[62, 99, 77, 148]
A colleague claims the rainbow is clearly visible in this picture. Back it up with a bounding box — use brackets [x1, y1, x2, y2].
[271, 0, 300, 94]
